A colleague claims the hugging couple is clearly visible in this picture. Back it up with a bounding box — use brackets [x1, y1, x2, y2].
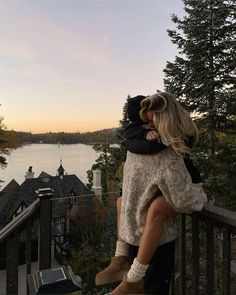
[95, 91, 207, 295]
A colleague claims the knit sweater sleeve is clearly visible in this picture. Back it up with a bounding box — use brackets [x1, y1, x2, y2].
[159, 152, 207, 214]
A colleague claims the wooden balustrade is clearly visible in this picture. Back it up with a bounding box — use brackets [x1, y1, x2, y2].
[0, 191, 235, 295]
[0, 188, 54, 295]
[178, 204, 236, 295]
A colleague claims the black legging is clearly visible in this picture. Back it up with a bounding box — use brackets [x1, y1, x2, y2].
[129, 240, 175, 295]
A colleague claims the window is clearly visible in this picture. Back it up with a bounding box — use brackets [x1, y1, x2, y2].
[68, 191, 76, 204]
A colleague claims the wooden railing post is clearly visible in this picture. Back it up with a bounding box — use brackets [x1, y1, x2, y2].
[6, 231, 19, 295]
[26, 218, 32, 275]
[26, 218, 32, 295]
[179, 214, 186, 295]
[192, 214, 200, 295]
[222, 225, 231, 295]
[206, 220, 214, 295]
[36, 188, 54, 270]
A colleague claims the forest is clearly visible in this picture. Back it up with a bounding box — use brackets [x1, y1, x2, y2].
[14, 128, 120, 145]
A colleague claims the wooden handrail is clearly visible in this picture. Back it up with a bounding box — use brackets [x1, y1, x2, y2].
[0, 188, 54, 295]
[197, 204, 236, 228]
[0, 198, 40, 242]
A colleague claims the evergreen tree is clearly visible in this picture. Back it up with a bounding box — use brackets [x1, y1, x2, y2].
[0, 110, 19, 185]
[119, 94, 131, 129]
[0, 116, 8, 169]
[164, 0, 236, 206]
[87, 144, 126, 193]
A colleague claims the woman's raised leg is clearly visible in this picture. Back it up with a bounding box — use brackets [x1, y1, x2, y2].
[136, 195, 176, 265]
[111, 196, 176, 294]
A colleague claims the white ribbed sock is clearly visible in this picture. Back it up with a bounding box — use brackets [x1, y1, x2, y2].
[115, 240, 129, 257]
[127, 258, 149, 282]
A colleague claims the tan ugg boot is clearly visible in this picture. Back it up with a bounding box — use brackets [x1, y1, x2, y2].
[95, 256, 131, 286]
[111, 275, 144, 294]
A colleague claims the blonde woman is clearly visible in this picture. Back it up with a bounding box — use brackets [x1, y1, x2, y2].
[97, 92, 207, 294]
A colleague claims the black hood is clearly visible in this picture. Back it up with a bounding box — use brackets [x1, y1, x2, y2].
[127, 95, 146, 124]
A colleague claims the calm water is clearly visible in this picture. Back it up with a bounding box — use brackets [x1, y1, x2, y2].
[0, 144, 99, 189]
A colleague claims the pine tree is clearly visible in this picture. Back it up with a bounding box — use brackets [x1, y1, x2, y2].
[86, 144, 126, 193]
[0, 116, 8, 169]
[164, 0, 236, 207]
[0, 109, 19, 185]
[119, 94, 131, 128]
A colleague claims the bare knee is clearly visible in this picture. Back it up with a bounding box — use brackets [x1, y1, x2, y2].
[148, 196, 176, 223]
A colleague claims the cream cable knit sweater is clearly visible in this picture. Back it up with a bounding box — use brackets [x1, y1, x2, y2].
[119, 148, 207, 246]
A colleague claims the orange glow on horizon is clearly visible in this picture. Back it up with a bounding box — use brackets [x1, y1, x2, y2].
[5, 118, 120, 134]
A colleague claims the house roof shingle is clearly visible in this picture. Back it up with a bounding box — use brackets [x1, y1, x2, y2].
[0, 179, 20, 225]
[0, 173, 92, 226]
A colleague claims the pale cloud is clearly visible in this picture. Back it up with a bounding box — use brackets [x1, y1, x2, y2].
[0, 0, 110, 79]
[0, 41, 35, 61]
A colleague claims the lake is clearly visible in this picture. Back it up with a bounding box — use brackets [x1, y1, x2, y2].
[0, 144, 99, 189]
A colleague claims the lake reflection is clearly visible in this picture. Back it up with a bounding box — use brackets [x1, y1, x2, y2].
[0, 144, 99, 189]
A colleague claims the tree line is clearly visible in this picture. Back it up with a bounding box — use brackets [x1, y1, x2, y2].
[15, 128, 120, 145]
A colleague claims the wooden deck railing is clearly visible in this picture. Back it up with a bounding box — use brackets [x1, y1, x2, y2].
[0, 189, 235, 295]
[177, 204, 236, 295]
[0, 188, 54, 295]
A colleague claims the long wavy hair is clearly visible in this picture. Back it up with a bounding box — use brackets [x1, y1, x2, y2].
[140, 91, 199, 156]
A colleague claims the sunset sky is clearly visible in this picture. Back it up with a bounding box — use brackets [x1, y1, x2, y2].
[0, 0, 184, 133]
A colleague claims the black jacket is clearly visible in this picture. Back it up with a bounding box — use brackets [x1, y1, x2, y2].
[121, 123, 201, 183]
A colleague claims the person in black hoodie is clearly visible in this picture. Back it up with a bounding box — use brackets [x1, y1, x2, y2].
[96, 94, 202, 294]
[122, 95, 201, 183]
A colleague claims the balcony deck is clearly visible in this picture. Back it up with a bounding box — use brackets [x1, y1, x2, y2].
[0, 189, 235, 294]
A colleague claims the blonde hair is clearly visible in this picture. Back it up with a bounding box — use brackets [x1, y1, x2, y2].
[140, 91, 199, 156]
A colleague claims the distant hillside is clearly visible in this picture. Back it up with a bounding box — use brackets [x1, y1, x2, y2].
[15, 128, 123, 145]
